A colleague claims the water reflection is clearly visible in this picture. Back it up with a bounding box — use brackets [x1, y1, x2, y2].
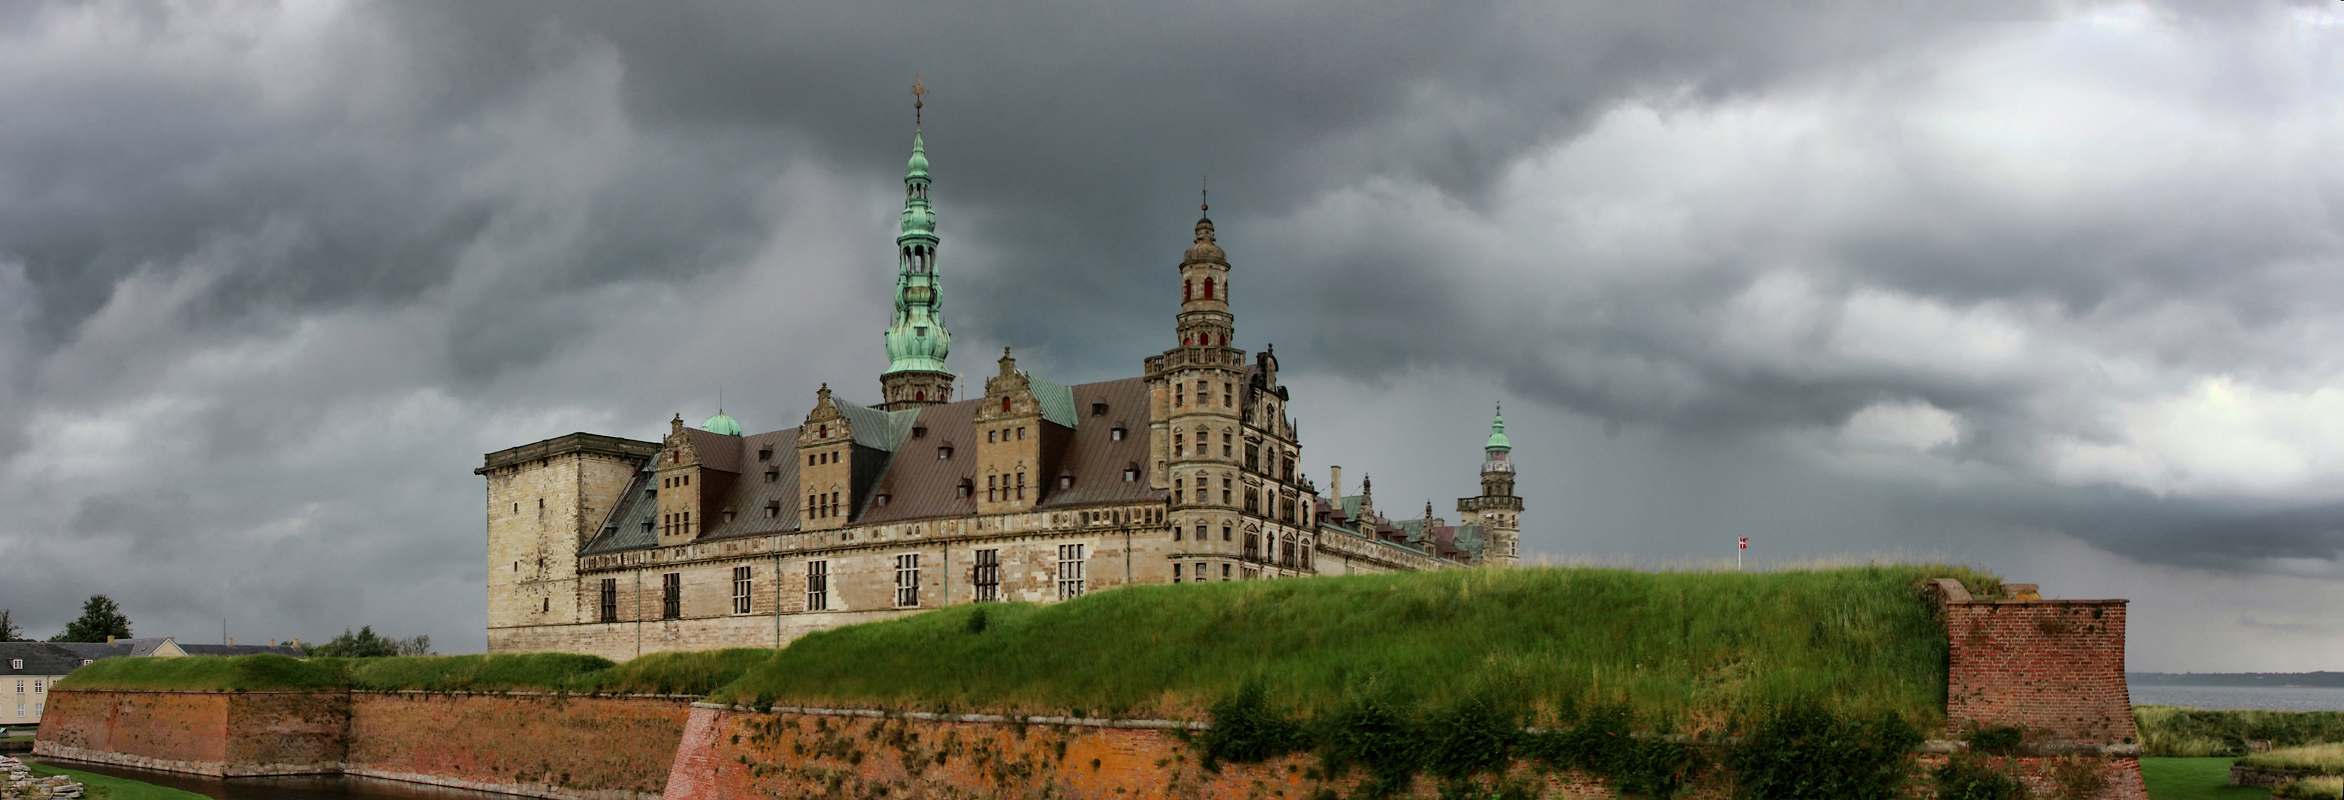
[35, 760, 532, 800]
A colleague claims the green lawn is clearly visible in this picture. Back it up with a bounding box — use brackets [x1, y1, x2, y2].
[25, 762, 213, 800]
[2144, 757, 2270, 800]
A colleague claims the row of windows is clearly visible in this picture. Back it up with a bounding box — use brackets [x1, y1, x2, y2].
[986, 427, 1027, 443]
[662, 511, 692, 537]
[808, 491, 844, 518]
[663, 474, 691, 489]
[1182, 277, 1221, 302]
[596, 547, 1095, 621]
[14, 702, 39, 717]
[13, 679, 43, 693]
[1171, 379, 1235, 408]
[809, 450, 840, 467]
[986, 473, 1026, 502]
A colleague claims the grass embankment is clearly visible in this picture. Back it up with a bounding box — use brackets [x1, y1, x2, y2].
[25, 762, 213, 800]
[54, 648, 774, 696]
[2139, 707, 2344, 757]
[708, 564, 1999, 732]
[2140, 758, 2271, 800]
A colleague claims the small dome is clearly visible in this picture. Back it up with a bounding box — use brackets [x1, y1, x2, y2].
[906, 132, 930, 176]
[1485, 409, 1510, 451]
[1183, 217, 1225, 264]
[702, 412, 743, 437]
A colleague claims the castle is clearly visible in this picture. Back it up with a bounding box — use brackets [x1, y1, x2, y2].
[477, 103, 1527, 659]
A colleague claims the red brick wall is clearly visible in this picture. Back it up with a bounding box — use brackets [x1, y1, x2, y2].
[1943, 598, 2136, 744]
[33, 690, 345, 776]
[36, 690, 689, 800]
[346, 693, 691, 800]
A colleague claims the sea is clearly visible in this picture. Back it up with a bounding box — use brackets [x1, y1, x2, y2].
[2131, 684, 2344, 712]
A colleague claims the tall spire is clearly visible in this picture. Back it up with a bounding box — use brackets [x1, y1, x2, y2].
[880, 77, 954, 409]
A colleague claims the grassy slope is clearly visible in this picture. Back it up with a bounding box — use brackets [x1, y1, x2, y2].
[709, 564, 1998, 730]
[54, 649, 774, 695]
[2141, 758, 2270, 800]
[26, 763, 214, 800]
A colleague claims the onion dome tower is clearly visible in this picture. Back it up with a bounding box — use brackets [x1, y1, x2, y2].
[880, 76, 955, 411]
[1457, 404, 1524, 567]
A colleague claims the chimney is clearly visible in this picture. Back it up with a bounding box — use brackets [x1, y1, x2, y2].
[106, 636, 114, 644]
[1330, 466, 1343, 502]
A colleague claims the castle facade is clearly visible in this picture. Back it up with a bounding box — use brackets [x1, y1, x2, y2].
[478, 114, 1526, 659]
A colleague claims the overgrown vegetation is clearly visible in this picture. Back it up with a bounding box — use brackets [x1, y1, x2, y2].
[1727, 700, 1920, 800]
[26, 761, 212, 800]
[2137, 706, 2344, 757]
[2277, 776, 2344, 800]
[304, 625, 431, 657]
[2243, 744, 2344, 775]
[708, 564, 2000, 727]
[56, 649, 775, 695]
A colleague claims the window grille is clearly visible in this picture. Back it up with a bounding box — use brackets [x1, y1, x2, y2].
[973, 549, 1000, 602]
[1057, 543, 1087, 600]
[732, 566, 754, 614]
[661, 572, 681, 619]
[895, 554, 922, 607]
[600, 579, 618, 623]
[806, 560, 829, 611]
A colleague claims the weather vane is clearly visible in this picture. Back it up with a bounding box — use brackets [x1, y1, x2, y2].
[912, 73, 928, 127]
[1201, 176, 1209, 214]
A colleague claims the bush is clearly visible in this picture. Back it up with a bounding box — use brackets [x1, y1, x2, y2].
[2278, 776, 2344, 800]
[1725, 700, 1920, 800]
[1197, 682, 1309, 769]
[1521, 705, 1702, 800]
[1933, 755, 2028, 800]
[2135, 705, 2344, 756]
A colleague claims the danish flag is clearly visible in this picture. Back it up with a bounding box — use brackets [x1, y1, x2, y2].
[1738, 537, 1748, 550]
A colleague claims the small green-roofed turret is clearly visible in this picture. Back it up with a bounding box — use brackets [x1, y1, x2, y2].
[1486, 405, 1510, 452]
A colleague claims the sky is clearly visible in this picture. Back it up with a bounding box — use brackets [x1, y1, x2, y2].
[0, 0, 2340, 671]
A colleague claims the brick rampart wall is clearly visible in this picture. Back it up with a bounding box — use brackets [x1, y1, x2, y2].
[36, 690, 688, 800]
[663, 706, 2148, 800]
[33, 690, 345, 776]
[1931, 580, 2136, 744]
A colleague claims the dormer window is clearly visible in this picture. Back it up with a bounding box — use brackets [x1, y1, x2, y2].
[938, 445, 954, 460]
[1112, 426, 1126, 441]
[1092, 401, 1108, 416]
[1124, 464, 1139, 482]
[758, 447, 772, 461]
[876, 494, 891, 507]
[957, 479, 974, 498]
[642, 519, 654, 532]
[764, 501, 780, 518]
[1060, 475, 1075, 489]
[765, 468, 779, 483]
[723, 510, 736, 523]
[913, 426, 928, 439]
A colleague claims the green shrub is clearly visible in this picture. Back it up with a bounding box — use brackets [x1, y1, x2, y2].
[1197, 682, 1309, 768]
[1725, 700, 1920, 800]
[2278, 776, 2344, 800]
[1318, 692, 1423, 797]
[1964, 723, 2026, 755]
[1520, 705, 1702, 799]
[1932, 755, 2028, 800]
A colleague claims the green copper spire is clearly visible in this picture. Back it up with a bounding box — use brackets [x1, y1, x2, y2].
[884, 77, 950, 375]
[1486, 403, 1511, 452]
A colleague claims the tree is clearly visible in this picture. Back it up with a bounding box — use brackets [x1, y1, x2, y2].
[0, 609, 23, 642]
[49, 595, 132, 643]
[395, 635, 433, 656]
[308, 626, 398, 658]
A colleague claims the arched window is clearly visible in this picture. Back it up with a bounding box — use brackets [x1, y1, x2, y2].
[1003, 397, 1012, 413]
[1184, 280, 1192, 302]
[915, 390, 924, 401]
[1203, 278, 1214, 300]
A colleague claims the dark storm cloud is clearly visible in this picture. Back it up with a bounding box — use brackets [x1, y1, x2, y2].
[0, 0, 2337, 664]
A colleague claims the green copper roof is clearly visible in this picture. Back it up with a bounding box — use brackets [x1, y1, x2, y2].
[1486, 408, 1510, 451]
[702, 411, 742, 436]
[885, 126, 951, 375]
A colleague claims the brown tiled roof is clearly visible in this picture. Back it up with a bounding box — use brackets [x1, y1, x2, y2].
[858, 397, 984, 524]
[697, 429, 801, 540]
[1037, 377, 1165, 508]
[684, 428, 744, 473]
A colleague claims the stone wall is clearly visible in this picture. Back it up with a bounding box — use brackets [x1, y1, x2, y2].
[36, 690, 689, 800]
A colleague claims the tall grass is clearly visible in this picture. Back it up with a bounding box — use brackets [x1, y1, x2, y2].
[707, 564, 1999, 732]
[2243, 744, 2344, 774]
[2137, 706, 2344, 757]
[55, 649, 775, 695]
[2278, 776, 2344, 800]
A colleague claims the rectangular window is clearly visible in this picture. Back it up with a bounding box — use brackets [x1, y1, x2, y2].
[31, 680, 40, 693]
[1245, 444, 1259, 471]
[1245, 488, 1259, 514]
[600, 578, 618, 623]
[1222, 563, 1232, 579]
[732, 565, 754, 614]
[896, 554, 922, 608]
[1281, 498, 1296, 524]
[1057, 543, 1087, 600]
[806, 560, 829, 611]
[1244, 533, 1260, 561]
[974, 549, 1000, 602]
[661, 572, 681, 619]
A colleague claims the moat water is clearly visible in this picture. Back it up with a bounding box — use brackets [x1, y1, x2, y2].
[34, 760, 529, 800]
